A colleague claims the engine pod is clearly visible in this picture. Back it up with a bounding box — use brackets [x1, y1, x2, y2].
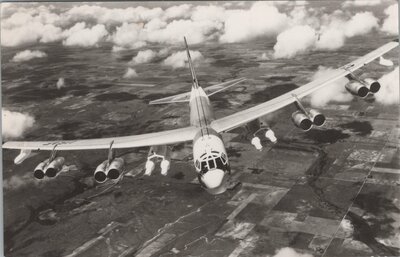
[309, 109, 326, 127]
[345, 82, 369, 98]
[291, 111, 313, 131]
[94, 161, 108, 183]
[107, 158, 124, 179]
[45, 157, 65, 177]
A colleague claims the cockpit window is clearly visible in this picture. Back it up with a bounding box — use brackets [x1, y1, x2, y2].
[215, 157, 224, 169]
[208, 159, 215, 169]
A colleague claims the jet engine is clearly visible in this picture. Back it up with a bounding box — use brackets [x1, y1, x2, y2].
[309, 109, 326, 127]
[45, 157, 65, 177]
[363, 78, 380, 93]
[34, 160, 48, 179]
[107, 158, 124, 179]
[94, 161, 108, 183]
[345, 81, 369, 98]
[291, 111, 313, 131]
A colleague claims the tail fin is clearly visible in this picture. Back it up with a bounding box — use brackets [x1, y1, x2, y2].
[184, 37, 199, 89]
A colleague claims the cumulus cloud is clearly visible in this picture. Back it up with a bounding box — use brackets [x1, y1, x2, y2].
[375, 66, 399, 105]
[381, 4, 398, 35]
[163, 50, 205, 69]
[123, 68, 138, 78]
[62, 22, 108, 47]
[273, 10, 380, 55]
[111, 22, 146, 50]
[1, 5, 64, 47]
[2, 109, 35, 139]
[220, 2, 289, 43]
[56, 77, 65, 89]
[11, 50, 47, 62]
[163, 4, 192, 20]
[273, 25, 317, 58]
[272, 247, 313, 257]
[343, 12, 378, 37]
[3, 173, 44, 191]
[64, 5, 163, 26]
[342, 0, 383, 7]
[130, 49, 157, 65]
[2, 22, 63, 47]
[309, 66, 352, 107]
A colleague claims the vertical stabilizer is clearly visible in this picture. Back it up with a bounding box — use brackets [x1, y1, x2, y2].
[184, 37, 199, 89]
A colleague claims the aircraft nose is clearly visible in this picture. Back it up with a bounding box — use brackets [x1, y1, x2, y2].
[201, 169, 225, 189]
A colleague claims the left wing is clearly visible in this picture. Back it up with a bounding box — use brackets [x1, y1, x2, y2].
[2, 126, 199, 151]
[210, 40, 398, 133]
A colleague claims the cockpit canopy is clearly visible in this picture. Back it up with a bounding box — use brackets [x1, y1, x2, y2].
[195, 151, 228, 173]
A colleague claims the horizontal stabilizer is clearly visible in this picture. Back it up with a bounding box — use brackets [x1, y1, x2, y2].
[149, 77, 246, 105]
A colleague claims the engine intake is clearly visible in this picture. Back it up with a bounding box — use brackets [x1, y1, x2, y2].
[364, 78, 380, 93]
[107, 158, 124, 180]
[45, 157, 65, 177]
[292, 111, 312, 131]
[345, 81, 369, 98]
[309, 109, 326, 127]
[34, 160, 48, 179]
[94, 161, 108, 183]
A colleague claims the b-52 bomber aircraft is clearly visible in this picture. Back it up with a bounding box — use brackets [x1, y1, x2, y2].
[3, 38, 398, 194]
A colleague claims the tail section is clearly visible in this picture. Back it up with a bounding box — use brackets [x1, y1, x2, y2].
[184, 37, 199, 89]
[148, 37, 246, 105]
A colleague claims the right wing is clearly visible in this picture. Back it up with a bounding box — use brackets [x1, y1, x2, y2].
[2, 126, 199, 151]
[149, 77, 246, 105]
[210, 40, 399, 133]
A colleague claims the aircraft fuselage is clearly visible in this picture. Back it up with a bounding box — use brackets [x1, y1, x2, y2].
[189, 86, 231, 194]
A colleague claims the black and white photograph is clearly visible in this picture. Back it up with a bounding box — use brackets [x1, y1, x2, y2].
[1, 0, 399, 256]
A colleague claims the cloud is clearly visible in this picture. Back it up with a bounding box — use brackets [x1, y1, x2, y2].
[64, 5, 163, 26]
[343, 12, 378, 37]
[56, 77, 65, 89]
[163, 4, 192, 20]
[62, 22, 108, 47]
[309, 66, 352, 107]
[3, 173, 42, 191]
[11, 50, 47, 62]
[111, 22, 146, 50]
[163, 50, 204, 69]
[145, 19, 222, 44]
[273, 25, 317, 58]
[220, 2, 289, 43]
[123, 68, 138, 78]
[272, 247, 313, 257]
[2, 109, 35, 139]
[1, 5, 63, 47]
[381, 4, 398, 35]
[130, 49, 157, 65]
[342, 0, 383, 7]
[315, 27, 346, 50]
[375, 66, 399, 105]
[1, 22, 63, 47]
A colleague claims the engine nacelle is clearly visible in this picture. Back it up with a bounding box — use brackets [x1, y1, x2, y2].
[160, 159, 171, 176]
[145, 160, 155, 176]
[45, 157, 65, 177]
[345, 81, 369, 98]
[94, 161, 108, 183]
[107, 158, 124, 180]
[309, 109, 326, 127]
[292, 111, 312, 131]
[363, 78, 380, 93]
[34, 160, 48, 179]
